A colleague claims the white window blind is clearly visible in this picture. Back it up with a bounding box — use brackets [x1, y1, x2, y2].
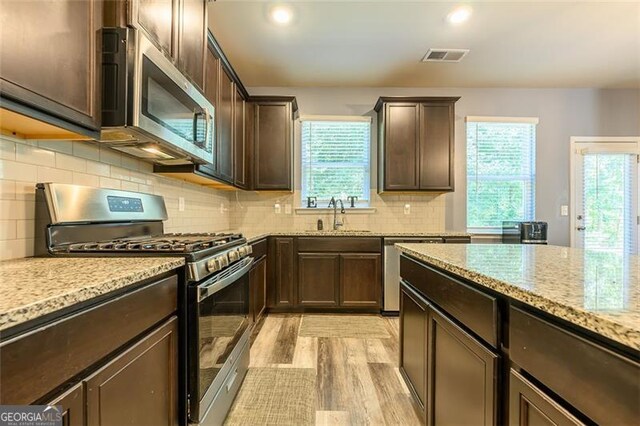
[466, 119, 537, 232]
[301, 118, 371, 206]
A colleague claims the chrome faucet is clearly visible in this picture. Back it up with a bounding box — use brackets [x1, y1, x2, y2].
[328, 197, 345, 231]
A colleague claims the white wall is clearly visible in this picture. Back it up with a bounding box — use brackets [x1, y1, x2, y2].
[249, 87, 640, 246]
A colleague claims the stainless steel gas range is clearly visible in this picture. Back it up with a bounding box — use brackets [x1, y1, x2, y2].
[35, 183, 252, 426]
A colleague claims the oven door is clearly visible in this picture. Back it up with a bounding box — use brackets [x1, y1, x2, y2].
[188, 257, 252, 423]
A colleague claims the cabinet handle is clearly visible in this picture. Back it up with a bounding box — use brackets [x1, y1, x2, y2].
[225, 368, 239, 393]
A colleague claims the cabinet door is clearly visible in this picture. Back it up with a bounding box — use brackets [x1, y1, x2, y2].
[339, 253, 381, 307]
[204, 48, 219, 174]
[0, 0, 103, 130]
[250, 256, 267, 322]
[427, 307, 498, 426]
[271, 238, 295, 307]
[217, 67, 234, 182]
[178, 0, 206, 89]
[399, 282, 428, 418]
[253, 102, 293, 190]
[298, 253, 340, 307]
[419, 103, 454, 191]
[384, 103, 419, 190]
[135, 0, 178, 58]
[85, 317, 178, 426]
[509, 370, 584, 426]
[47, 382, 85, 426]
[234, 87, 249, 188]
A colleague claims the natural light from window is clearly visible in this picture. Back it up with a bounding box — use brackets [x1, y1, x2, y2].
[466, 117, 538, 232]
[301, 118, 371, 207]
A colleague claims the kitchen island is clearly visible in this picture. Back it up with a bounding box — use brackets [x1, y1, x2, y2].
[396, 243, 639, 426]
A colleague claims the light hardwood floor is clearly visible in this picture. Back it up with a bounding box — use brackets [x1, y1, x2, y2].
[248, 314, 423, 425]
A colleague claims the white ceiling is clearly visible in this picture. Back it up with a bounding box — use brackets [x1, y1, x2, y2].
[208, 1, 640, 88]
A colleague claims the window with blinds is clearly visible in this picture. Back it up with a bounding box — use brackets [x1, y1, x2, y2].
[301, 118, 371, 206]
[466, 118, 537, 232]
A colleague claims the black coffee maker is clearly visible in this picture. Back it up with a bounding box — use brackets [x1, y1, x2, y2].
[502, 221, 548, 244]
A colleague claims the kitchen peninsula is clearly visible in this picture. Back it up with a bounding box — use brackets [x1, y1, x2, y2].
[396, 243, 639, 425]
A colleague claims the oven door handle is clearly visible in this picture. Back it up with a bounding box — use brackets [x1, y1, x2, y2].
[197, 257, 253, 302]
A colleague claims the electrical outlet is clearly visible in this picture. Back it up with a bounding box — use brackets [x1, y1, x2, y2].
[404, 204, 411, 215]
[274, 203, 281, 214]
[219, 202, 226, 214]
[284, 204, 292, 214]
[178, 197, 185, 212]
[560, 205, 569, 216]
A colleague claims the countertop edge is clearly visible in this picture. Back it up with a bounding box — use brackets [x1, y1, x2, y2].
[396, 245, 640, 352]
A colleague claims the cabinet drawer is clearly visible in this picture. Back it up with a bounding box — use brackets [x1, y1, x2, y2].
[251, 238, 267, 259]
[400, 255, 498, 348]
[510, 306, 639, 425]
[0, 274, 178, 404]
[297, 237, 381, 253]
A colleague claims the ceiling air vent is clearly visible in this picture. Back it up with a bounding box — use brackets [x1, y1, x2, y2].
[422, 48, 469, 63]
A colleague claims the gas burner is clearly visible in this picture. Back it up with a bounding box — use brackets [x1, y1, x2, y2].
[66, 233, 244, 254]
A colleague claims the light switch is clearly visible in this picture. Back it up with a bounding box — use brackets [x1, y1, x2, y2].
[178, 197, 185, 212]
[404, 204, 411, 215]
[560, 205, 569, 216]
[284, 204, 292, 214]
[274, 203, 281, 214]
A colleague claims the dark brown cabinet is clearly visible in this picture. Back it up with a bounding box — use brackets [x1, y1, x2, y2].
[216, 68, 234, 183]
[340, 254, 381, 307]
[133, 0, 177, 58]
[250, 97, 298, 191]
[234, 86, 249, 189]
[250, 255, 267, 322]
[178, 0, 207, 89]
[509, 370, 583, 426]
[399, 282, 428, 417]
[375, 97, 458, 193]
[270, 237, 295, 307]
[427, 306, 498, 426]
[0, 0, 103, 136]
[298, 254, 340, 306]
[47, 383, 85, 426]
[85, 317, 178, 426]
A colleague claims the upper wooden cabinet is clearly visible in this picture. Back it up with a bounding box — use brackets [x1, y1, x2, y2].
[234, 86, 249, 189]
[375, 97, 459, 193]
[216, 67, 234, 183]
[107, 0, 206, 90]
[249, 96, 298, 191]
[0, 0, 103, 138]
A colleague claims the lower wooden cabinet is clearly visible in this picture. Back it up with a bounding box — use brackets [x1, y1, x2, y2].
[399, 282, 428, 416]
[270, 237, 295, 307]
[298, 253, 340, 306]
[85, 316, 179, 426]
[509, 370, 584, 426]
[48, 382, 85, 426]
[340, 254, 381, 307]
[427, 306, 498, 426]
[250, 255, 267, 322]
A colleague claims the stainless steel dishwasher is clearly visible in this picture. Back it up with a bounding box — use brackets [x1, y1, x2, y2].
[383, 237, 443, 313]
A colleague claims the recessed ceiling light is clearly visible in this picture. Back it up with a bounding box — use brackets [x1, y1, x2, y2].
[269, 5, 293, 25]
[446, 5, 472, 25]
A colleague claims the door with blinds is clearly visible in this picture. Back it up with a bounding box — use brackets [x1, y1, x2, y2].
[573, 141, 639, 255]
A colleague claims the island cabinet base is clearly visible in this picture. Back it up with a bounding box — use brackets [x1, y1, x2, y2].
[399, 254, 640, 426]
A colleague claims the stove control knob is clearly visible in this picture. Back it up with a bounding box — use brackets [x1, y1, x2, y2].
[246, 245, 253, 255]
[206, 258, 219, 272]
[218, 255, 229, 268]
[238, 246, 248, 257]
[228, 250, 239, 262]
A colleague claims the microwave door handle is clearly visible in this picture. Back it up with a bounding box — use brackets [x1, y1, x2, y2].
[203, 108, 212, 152]
[192, 109, 206, 149]
[198, 257, 253, 302]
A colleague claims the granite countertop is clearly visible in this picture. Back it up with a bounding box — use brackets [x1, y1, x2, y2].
[396, 243, 640, 350]
[0, 257, 185, 332]
[240, 231, 471, 244]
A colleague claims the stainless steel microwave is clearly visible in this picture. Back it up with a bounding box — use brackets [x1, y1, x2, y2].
[100, 27, 214, 165]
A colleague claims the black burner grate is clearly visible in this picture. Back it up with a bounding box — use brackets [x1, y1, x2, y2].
[67, 233, 243, 253]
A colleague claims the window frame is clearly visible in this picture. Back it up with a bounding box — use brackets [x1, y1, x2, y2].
[299, 115, 372, 208]
[465, 116, 539, 233]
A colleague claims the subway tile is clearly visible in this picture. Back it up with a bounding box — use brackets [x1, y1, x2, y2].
[0, 239, 34, 260]
[0, 200, 35, 220]
[16, 144, 56, 167]
[37, 166, 73, 184]
[99, 177, 121, 189]
[110, 166, 130, 181]
[37, 140, 74, 155]
[121, 154, 140, 171]
[56, 153, 87, 172]
[0, 160, 38, 181]
[72, 172, 100, 187]
[16, 219, 34, 239]
[0, 180, 16, 200]
[121, 181, 139, 192]
[86, 160, 111, 177]
[99, 147, 122, 166]
[0, 220, 17, 240]
[14, 181, 37, 200]
[0, 139, 16, 160]
[72, 141, 100, 161]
